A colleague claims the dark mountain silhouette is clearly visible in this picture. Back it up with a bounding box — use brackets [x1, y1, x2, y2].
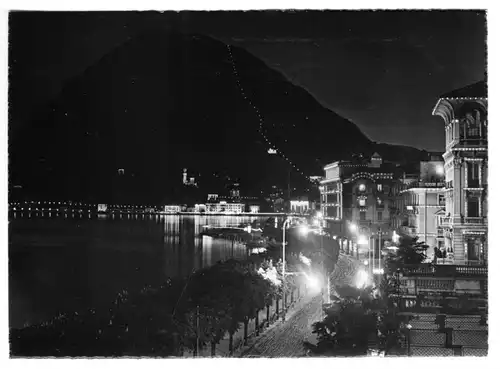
[9, 30, 427, 203]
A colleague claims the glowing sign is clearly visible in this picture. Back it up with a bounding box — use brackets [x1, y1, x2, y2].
[268, 148, 277, 154]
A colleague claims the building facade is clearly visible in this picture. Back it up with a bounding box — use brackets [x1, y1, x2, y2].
[164, 205, 182, 213]
[396, 157, 446, 259]
[290, 198, 310, 214]
[432, 81, 488, 265]
[319, 153, 399, 254]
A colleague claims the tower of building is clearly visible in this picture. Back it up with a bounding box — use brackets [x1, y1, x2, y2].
[432, 81, 487, 265]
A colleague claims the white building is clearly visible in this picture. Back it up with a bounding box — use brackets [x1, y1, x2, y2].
[205, 201, 245, 214]
[290, 200, 309, 214]
[195, 204, 207, 213]
[164, 205, 181, 213]
[250, 205, 260, 214]
[398, 158, 446, 258]
[432, 81, 487, 265]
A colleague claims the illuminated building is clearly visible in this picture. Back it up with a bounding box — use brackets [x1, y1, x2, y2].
[267, 185, 285, 213]
[205, 201, 245, 214]
[205, 194, 245, 214]
[195, 204, 207, 213]
[394, 155, 446, 259]
[250, 205, 260, 214]
[97, 204, 108, 213]
[164, 205, 181, 213]
[432, 81, 487, 265]
[290, 198, 309, 214]
[182, 168, 188, 184]
[319, 153, 399, 252]
[182, 168, 197, 187]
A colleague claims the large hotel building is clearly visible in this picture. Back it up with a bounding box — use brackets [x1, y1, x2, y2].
[319, 153, 399, 254]
[432, 81, 488, 265]
[320, 81, 487, 266]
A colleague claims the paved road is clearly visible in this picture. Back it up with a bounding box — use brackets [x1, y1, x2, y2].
[240, 253, 365, 357]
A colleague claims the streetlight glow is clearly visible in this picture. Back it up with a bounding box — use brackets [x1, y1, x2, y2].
[299, 225, 309, 236]
[305, 274, 321, 293]
[349, 223, 357, 233]
[299, 253, 312, 266]
[358, 235, 368, 245]
[355, 270, 369, 289]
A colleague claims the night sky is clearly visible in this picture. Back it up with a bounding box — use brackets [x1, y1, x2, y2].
[10, 10, 486, 152]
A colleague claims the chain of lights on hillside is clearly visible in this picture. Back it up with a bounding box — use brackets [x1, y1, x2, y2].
[226, 44, 317, 185]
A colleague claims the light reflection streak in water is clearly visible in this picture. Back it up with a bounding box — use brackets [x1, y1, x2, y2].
[9, 213, 271, 327]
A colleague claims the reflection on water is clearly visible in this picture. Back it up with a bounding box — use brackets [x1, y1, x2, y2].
[9, 213, 268, 328]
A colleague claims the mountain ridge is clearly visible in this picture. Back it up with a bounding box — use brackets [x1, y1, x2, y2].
[9, 30, 427, 203]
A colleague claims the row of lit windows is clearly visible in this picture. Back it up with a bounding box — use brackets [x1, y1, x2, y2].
[357, 183, 385, 192]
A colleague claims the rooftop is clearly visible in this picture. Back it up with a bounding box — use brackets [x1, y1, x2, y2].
[440, 80, 487, 99]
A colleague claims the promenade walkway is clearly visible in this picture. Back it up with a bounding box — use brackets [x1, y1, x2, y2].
[239, 253, 369, 357]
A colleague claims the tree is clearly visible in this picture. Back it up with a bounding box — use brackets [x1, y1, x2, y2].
[306, 283, 407, 357]
[185, 259, 276, 356]
[385, 235, 429, 274]
[11, 259, 277, 358]
[307, 298, 376, 356]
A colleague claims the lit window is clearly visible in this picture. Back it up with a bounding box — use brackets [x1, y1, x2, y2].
[359, 184, 366, 192]
[359, 199, 366, 207]
[377, 184, 382, 192]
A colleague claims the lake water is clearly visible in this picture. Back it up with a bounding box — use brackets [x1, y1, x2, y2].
[9, 213, 270, 328]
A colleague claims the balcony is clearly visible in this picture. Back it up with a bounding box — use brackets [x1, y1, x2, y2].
[404, 181, 445, 190]
[400, 264, 487, 279]
[395, 295, 488, 315]
[439, 216, 487, 226]
[322, 189, 340, 195]
[439, 217, 452, 226]
[465, 217, 486, 225]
